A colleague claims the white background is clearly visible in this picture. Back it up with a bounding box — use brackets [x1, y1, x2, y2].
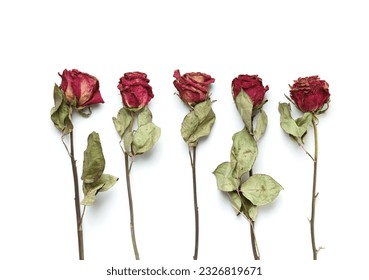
[1, 0, 368, 279]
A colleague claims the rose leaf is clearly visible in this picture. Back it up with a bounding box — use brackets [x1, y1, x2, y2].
[253, 109, 268, 141]
[230, 128, 258, 178]
[137, 106, 153, 127]
[50, 84, 73, 135]
[235, 91, 253, 133]
[181, 100, 216, 146]
[227, 191, 242, 215]
[278, 103, 313, 140]
[81, 174, 118, 206]
[180, 109, 200, 143]
[81, 132, 105, 184]
[213, 161, 240, 192]
[132, 122, 161, 155]
[241, 174, 283, 206]
[123, 131, 134, 155]
[240, 195, 258, 221]
[113, 107, 132, 138]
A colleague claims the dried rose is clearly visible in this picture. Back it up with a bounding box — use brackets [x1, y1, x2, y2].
[118, 72, 154, 109]
[232, 75, 269, 108]
[173, 69, 215, 106]
[289, 76, 330, 113]
[59, 69, 104, 108]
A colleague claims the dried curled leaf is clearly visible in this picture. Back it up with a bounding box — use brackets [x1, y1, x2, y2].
[50, 84, 73, 135]
[213, 162, 240, 192]
[123, 131, 134, 155]
[253, 109, 268, 141]
[81, 132, 105, 184]
[235, 91, 253, 133]
[230, 129, 258, 178]
[81, 174, 118, 206]
[279, 102, 312, 143]
[113, 107, 132, 139]
[227, 191, 242, 214]
[241, 174, 283, 206]
[132, 122, 161, 155]
[241, 195, 258, 221]
[137, 106, 153, 127]
[181, 100, 216, 146]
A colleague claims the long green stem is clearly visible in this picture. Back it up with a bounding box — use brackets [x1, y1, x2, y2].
[69, 131, 84, 260]
[189, 146, 199, 260]
[124, 152, 140, 260]
[310, 117, 319, 260]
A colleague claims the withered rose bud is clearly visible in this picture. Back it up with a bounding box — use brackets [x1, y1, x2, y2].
[59, 69, 104, 108]
[118, 72, 154, 109]
[173, 69, 215, 105]
[289, 76, 330, 113]
[232, 74, 269, 107]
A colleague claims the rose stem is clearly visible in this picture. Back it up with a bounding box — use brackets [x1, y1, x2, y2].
[189, 145, 199, 260]
[69, 131, 84, 260]
[248, 115, 260, 260]
[124, 152, 140, 260]
[248, 169, 260, 260]
[310, 117, 319, 260]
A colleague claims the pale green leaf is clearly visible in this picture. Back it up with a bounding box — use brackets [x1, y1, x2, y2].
[81, 174, 118, 206]
[213, 162, 240, 192]
[278, 103, 312, 140]
[181, 100, 216, 146]
[180, 109, 199, 141]
[295, 113, 313, 143]
[50, 84, 73, 135]
[123, 131, 133, 154]
[248, 204, 258, 221]
[113, 107, 132, 138]
[227, 191, 242, 214]
[187, 108, 215, 146]
[241, 174, 283, 206]
[138, 106, 152, 127]
[253, 110, 268, 141]
[193, 99, 212, 120]
[96, 174, 118, 192]
[132, 122, 161, 154]
[235, 91, 253, 133]
[240, 196, 258, 221]
[81, 183, 99, 206]
[81, 132, 105, 184]
[230, 129, 258, 178]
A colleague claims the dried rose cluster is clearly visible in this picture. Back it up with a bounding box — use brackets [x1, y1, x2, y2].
[51, 68, 330, 261]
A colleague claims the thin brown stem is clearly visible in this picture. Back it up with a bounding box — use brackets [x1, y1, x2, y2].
[248, 169, 260, 260]
[310, 117, 319, 260]
[124, 152, 140, 260]
[69, 131, 84, 260]
[249, 221, 260, 260]
[189, 145, 199, 260]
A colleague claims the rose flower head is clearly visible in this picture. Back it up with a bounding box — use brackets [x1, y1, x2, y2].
[118, 72, 154, 110]
[232, 74, 269, 108]
[289, 76, 330, 113]
[173, 69, 215, 106]
[59, 69, 104, 108]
